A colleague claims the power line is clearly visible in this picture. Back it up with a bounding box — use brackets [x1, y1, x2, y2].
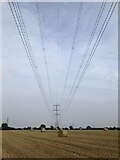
[36, 3, 53, 105]
[8, 1, 117, 121]
[62, 2, 117, 115]
[55, 3, 60, 104]
[8, 1, 52, 116]
[63, 1, 106, 113]
[61, 2, 83, 106]
[66, 2, 117, 111]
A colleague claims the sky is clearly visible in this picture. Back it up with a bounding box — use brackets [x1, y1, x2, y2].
[2, 2, 118, 128]
[0, 3, 2, 157]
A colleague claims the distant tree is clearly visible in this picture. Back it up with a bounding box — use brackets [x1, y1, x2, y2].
[50, 125, 54, 130]
[69, 125, 73, 130]
[86, 126, 91, 130]
[40, 124, 46, 129]
[65, 127, 68, 130]
[1, 123, 8, 130]
[57, 126, 60, 130]
[8, 127, 15, 130]
[113, 126, 116, 130]
[16, 128, 22, 130]
[33, 127, 37, 130]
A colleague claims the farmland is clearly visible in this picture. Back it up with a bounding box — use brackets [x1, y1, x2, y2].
[0, 131, 2, 159]
[2, 130, 119, 158]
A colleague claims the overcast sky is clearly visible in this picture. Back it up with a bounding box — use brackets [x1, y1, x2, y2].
[2, 2, 118, 128]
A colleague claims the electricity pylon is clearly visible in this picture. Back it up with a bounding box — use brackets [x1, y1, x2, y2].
[53, 104, 60, 128]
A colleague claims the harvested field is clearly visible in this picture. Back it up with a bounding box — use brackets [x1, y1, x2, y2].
[0, 131, 2, 159]
[2, 130, 119, 158]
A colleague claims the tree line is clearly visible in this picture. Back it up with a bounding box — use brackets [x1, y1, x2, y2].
[0, 123, 119, 131]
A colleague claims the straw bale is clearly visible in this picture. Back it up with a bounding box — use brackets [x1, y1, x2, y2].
[58, 129, 68, 137]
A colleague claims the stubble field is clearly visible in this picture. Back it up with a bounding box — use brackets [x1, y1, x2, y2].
[2, 130, 119, 158]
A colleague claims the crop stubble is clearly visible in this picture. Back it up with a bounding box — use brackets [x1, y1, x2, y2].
[2, 130, 119, 158]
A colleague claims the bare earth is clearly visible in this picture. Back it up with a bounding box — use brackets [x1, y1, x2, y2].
[2, 130, 119, 158]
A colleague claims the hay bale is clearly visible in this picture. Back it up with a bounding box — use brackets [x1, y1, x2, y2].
[41, 128, 45, 132]
[30, 128, 33, 131]
[58, 129, 68, 137]
[104, 128, 108, 131]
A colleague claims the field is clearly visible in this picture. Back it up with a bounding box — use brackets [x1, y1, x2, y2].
[2, 130, 119, 158]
